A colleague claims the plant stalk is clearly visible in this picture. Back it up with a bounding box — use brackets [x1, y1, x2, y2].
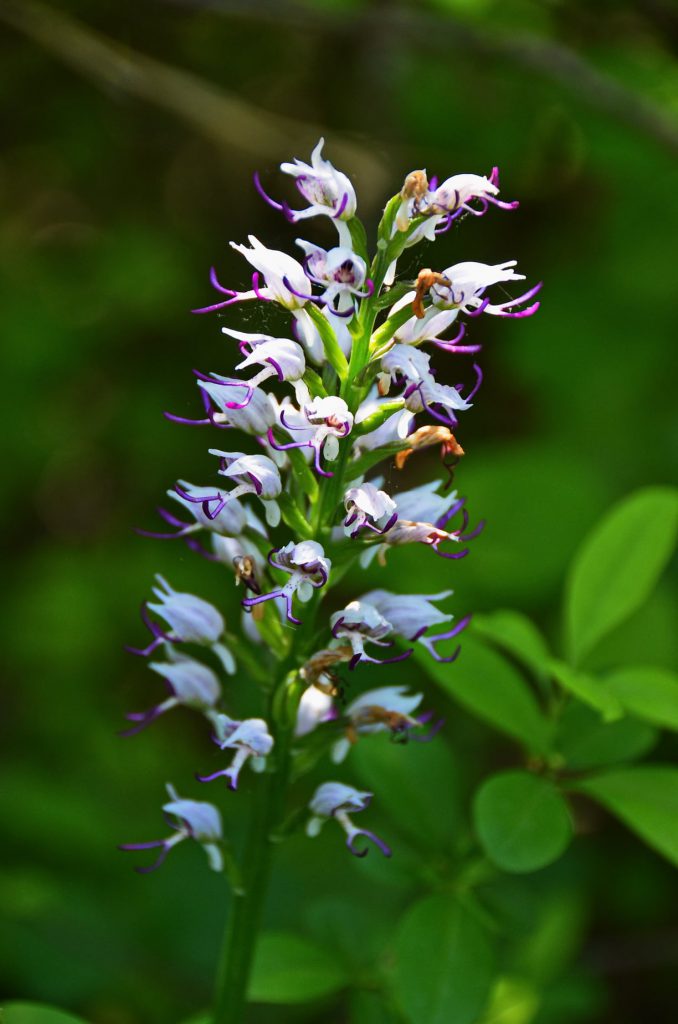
[212, 719, 292, 1024]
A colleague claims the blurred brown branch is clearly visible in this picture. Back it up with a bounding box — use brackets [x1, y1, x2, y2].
[0, 0, 389, 200]
[164, 0, 678, 157]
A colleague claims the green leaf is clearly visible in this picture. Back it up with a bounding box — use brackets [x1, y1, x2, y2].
[304, 303, 349, 379]
[369, 303, 417, 352]
[351, 731, 462, 850]
[391, 895, 494, 1024]
[347, 216, 370, 264]
[573, 765, 678, 867]
[556, 702, 657, 770]
[477, 976, 540, 1024]
[604, 665, 678, 731]
[248, 931, 348, 1004]
[473, 772, 573, 873]
[565, 487, 678, 665]
[305, 896, 389, 971]
[416, 635, 552, 753]
[549, 659, 623, 721]
[349, 990, 400, 1023]
[472, 610, 551, 676]
[2, 1006, 88, 1024]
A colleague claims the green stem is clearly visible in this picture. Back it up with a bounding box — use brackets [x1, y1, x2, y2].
[212, 721, 292, 1024]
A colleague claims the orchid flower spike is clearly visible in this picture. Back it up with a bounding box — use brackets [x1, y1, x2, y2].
[119, 784, 224, 873]
[198, 717, 274, 790]
[243, 540, 331, 624]
[331, 686, 425, 763]
[306, 782, 391, 858]
[127, 575, 235, 673]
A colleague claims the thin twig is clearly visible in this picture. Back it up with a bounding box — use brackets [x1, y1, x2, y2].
[163, 0, 678, 157]
[0, 0, 389, 199]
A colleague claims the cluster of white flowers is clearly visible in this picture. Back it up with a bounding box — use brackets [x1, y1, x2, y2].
[120, 141, 539, 871]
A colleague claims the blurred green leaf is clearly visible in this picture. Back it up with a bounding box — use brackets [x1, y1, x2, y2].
[477, 976, 540, 1024]
[549, 659, 623, 722]
[391, 894, 494, 1024]
[565, 487, 678, 665]
[349, 990, 400, 1023]
[510, 888, 587, 986]
[473, 772, 573, 873]
[350, 731, 462, 850]
[574, 766, 678, 867]
[472, 611, 551, 677]
[248, 931, 348, 1003]
[2, 1006, 88, 1024]
[556, 702, 657, 770]
[417, 635, 552, 753]
[603, 665, 678, 732]
[305, 895, 389, 971]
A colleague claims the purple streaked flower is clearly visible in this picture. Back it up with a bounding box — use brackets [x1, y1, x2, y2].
[204, 338, 306, 409]
[195, 377, 277, 436]
[390, 295, 463, 347]
[119, 784, 223, 873]
[388, 295, 480, 355]
[343, 482, 397, 539]
[306, 782, 391, 858]
[121, 653, 225, 737]
[198, 717, 274, 790]
[274, 139, 357, 243]
[197, 235, 310, 312]
[362, 486, 483, 563]
[169, 484, 248, 536]
[296, 241, 371, 318]
[127, 575, 234, 673]
[380, 344, 473, 426]
[329, 600, 412, 669]
[175, 452, 281, 528]
[361, 588, 470, 663]
[268, 396, 353, 478]
[294, 685, 336, 738]
[426, 170, 518, 224]
[331, 685, 424, 763]
[242, 540, 331, 624]
[430, 260, 541, 319]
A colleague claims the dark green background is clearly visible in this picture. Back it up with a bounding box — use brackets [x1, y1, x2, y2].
[1, 1, 677, 1021]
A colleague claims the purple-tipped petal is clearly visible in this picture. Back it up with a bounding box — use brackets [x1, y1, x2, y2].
[346, 829, 392, 859]
[411, 715, 446, 741]
[209, 266, 237, 297]
[119, 704, 167, 737]
[196, 768, 230, 784]
[281, 275, 316, 302]
[119, 839, 173, 874]
[467, 296, 490, 318]
[253, 170, 285, 212]
[313, 444, 334, 478]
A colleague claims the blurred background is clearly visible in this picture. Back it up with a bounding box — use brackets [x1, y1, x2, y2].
[1, 0, 677, 1021]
